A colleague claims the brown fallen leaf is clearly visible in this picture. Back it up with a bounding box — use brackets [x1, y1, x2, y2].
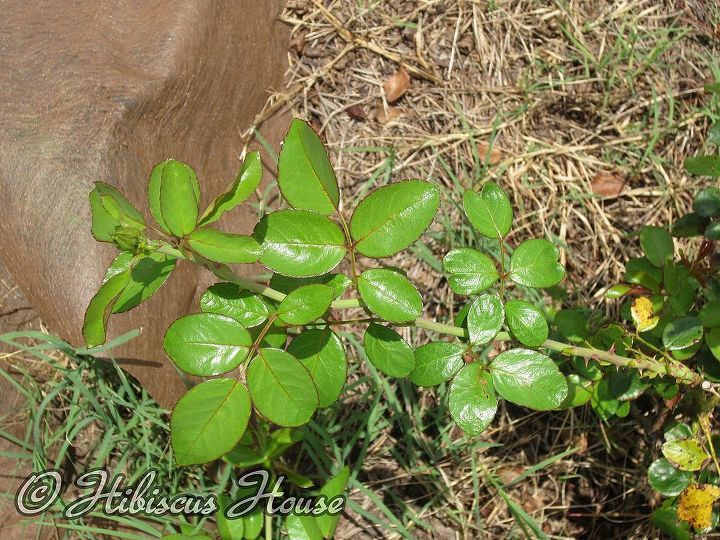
[346, 104, 367, 121]
[677, 483, 720, 530]
[591, 170, 626, 198]
[375, 105, 404, 125]
[384, 68, 410, 102]
[477, 142, 503, 165]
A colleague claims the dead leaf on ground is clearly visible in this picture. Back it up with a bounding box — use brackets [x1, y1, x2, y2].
[384, 68, 410, 102]
[375, 104, 404, 125]
[346, 105, 367, 121]
[677, 483, 720, 530]
[591, 170, 626, 198]
[478, 142, 503, 165]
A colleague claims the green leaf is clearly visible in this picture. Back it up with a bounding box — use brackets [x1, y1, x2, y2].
[559, 374, 593, 408]
[246, 348, 318, 426]
[590, 379, 619, 421]
[277, 119, 339, 215]
[270, 273, 351, 299]
[171, 378, 251, 466]
[82, 268, 132, 347]
[253, 210, 346, 277]
[443, 248, 499, 295]
[356, 268, 422, 323]
[286, 514, 323, 540]
[508, 239, 565, 288]
[315, 466, 350, 538]
[217, 494, 244, 540]
[350, 180, 440, 258]
[158, 159, 200, 237]
[625, 257, 662, 292]
[605, 284, 632, 299]
[148, 159, 200, 234]
[672, 213, 708, 238]
[410, 342, 465, 387]
[466, 293, 504, 344]
[665, 423, 693, 441]
[277, 284, 334, 325]
[200, 283, 272, 328]
[490, 349, 567, 410]
[648, 458, 693, 496]
[163, 313, 252, 376]
[685, 156, 720, 178]
[705, 221, 720, 240]
[651, 507, 692, 540]
[694, 187, 720, 217]
[707, 328, 720, 361]
[243, 511, 263, 539]
[662, 317, 703, 351]
[505, 300, 548, 347]
[287, 329, 346, 408]
[448, 363, 497, 435]
[640, 226, 674, 267]
[554, 309, 591, 343]
[199, 151, 262, 226]
[102, 252, 176, 314]
[662, 439, 709, 471]
[186, 229, 262, 264]
[462, 182, 512, 239]
[89, 182, 145, 242]
[363, 323, 416, 377]
[607, 369, 648, 401]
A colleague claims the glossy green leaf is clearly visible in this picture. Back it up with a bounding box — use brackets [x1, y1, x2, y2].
[277, 284, 334, 325]
[590, 379, 619, 421]
[200, 283, 271, 328]
[364, 323, 416, 377]
[89, 182, 145, 242]
[350, 180, 440, 258]
[102, 252, 176, 314]
[315, 466, 350, 538]
[199, 151, 262, 226]
[82, 268, 131, 347]
[605, 284, 632, 299]
[462, 182, 512, 239]
[466, 293, 504, 345]
[648, 458, 693, 496]
[287, 329, 346, 408]
[625, 257, 662, 292]
[246, 348, 318, 426]
[410, 342, 465, 387]
[554, 308, 591, 343]
[253, 210, 345, 277]
[707, 328, 720, 361]
[243, 510, 263, 539]
[277, 119, 339, 215]
[217, 494, 244, 540]
[705, 221, 720, 240]
[559, 374, 593, 408]
[443, 248, 499, 295]
[662, 439, 709, 471]
[694, 187, 720, 216]
[651, 507, 692, 540]
[356, 268, 422, 323]
[163, 313, 252, 376]
[158, 159, 199, 237]
[148, 159, 200, 234]
[286, 514, 323, 540]
[186, 229, 261, 264]
[252, 324, 287, 349]
[672, 213, 708, 238]
[662, 317, 703, 351]
[171, 378, 251, 466]
[448, 363, 497, 435]
[640, 226, 674, 267]
[508, 239, 565, 288]
[505, 300, 548, 347]
[665, 423, 693, 441]
[685, 156, 720, 178]
[270, 273, 351, 299]
[607, 369, 648, 401]
[490, 349, 567, 410]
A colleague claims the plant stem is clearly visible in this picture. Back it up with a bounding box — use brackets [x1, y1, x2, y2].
[156, 243, 703, 386]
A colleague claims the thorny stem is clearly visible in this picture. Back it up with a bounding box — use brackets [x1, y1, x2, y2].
[155, 244, 704, 386]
